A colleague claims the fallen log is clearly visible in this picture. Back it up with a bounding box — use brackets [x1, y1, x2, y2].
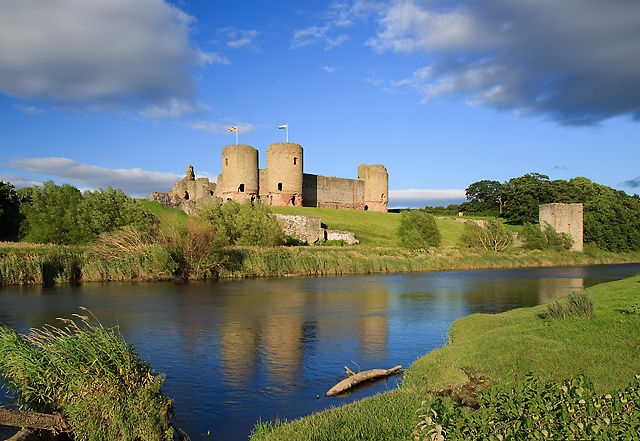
[325, 365, 402, 397]
[6, 428, 39, 441]
[0, 408, 69, 432]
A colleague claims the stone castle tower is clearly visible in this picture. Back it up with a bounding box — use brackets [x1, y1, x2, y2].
[217, 142, 388, 212]
[152, 141, 389, 212]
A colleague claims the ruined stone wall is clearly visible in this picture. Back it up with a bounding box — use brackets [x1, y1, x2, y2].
[266, 143, 303, 207]
[325, 230, 359, 245]
[219, 145, 259, 203]
[539, 203, 584, 252]
[358, 164, 388, 212]
[150, 165, 217, 213]
[274, 214, 323, 244]
[302, 174, 365, 210]
[258, 169, 268, 199]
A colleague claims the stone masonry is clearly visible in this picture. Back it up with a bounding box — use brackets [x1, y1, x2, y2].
[539, 203, 584, 252]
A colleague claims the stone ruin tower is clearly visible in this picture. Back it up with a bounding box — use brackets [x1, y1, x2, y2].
[264, 143, 303, 207]
[539, 203, 584, 252]
[219, 144, 259, 203]
[358, 164, 389, 212]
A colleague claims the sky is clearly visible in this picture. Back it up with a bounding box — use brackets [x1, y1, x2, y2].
[1, 0, 639, 208]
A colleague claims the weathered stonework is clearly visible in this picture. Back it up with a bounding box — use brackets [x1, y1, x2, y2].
[325, 230, 359, 245]
[275, 214, 323, 244]
[150, 165, 218, 212]
[152, 142, 389, 213]
[539, 203, 584, 252]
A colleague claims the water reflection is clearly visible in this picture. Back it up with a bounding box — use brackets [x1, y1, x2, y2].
[0, 264, 638, 441]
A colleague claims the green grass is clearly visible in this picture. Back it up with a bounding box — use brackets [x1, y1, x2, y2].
[137, 200, 188, 232]
[271, 207, 464, 247]
[0, 312, 174, 441]
[251, 275, 640, 441]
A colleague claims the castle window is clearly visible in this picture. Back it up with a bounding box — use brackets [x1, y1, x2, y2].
[277, 183, 283, 191]
[209, 190, 214, 196]
[184, 191, 190, 200]
[364, 205, 368, 211]
[239, 183, 245, 193]
[226, 158, 229, 166]
[293, 157, 297, 165]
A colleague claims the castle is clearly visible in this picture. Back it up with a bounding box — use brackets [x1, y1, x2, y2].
[151, 142, 389, 213]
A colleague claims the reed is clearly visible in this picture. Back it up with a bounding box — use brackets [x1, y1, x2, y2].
[0, 311, 173, 441]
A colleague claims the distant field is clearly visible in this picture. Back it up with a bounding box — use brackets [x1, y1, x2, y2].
[272, 206, 464, 247]
[138, 200, 187, 231]
[137, 201, 498, 247]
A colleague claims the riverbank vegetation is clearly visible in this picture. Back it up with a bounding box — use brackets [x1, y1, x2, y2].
[250, 275, 640, 440]
[0, 312, 174, 440]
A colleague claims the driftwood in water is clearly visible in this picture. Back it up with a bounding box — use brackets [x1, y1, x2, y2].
[325, 365, 402, 397]
[0, 408, 69, 432]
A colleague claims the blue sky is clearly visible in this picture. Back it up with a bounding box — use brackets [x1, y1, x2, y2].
[1, 0, 639, 207]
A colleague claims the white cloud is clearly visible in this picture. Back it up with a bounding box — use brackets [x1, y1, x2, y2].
[218, 28, 261, 51]
[0, 0, 211, 116]
[8, 157, 181, 196]
[186, 121, 256, 135]
[367, 0, 640, 125]
[14, 104, 45, 115]
[291, 26, 331, 49]
[390, 188, 466, 208]
[140, 99, 209, 120]
[322, 65, 337, 74]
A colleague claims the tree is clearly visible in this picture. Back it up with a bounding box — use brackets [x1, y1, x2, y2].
[462, 180, 504, 214]
[501, 173, 556, 224]
[397, 210, 441, 249]
[458, 220, 513, 252]
[0, 182, 23, 241]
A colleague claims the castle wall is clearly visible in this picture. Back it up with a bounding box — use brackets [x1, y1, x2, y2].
[302, 173, 365, 210]
[266, 143, 303, 207]
[539, 203, 584, 252]
[358, 164, 388, 212]
[220, 145, 259, 203]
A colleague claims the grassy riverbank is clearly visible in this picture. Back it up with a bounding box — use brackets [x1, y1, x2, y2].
[2, 242, 640, 286]
[250, 274, 640, 441]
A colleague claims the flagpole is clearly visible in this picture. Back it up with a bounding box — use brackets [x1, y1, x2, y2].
[236, 126, 238, 145]
[286, 124, 289, 143]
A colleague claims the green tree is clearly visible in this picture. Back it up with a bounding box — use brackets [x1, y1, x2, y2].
[20, 181, 85, 244]
[501, 173, 557, 224]
[76, 188, 159, 240]
[397, 210, 441, 249]
[462, 180, 504, 214]
[195, 200, 285, 246]
[0, 182, 24, 241]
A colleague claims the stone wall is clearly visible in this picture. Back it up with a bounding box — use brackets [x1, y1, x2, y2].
[150, 165, 218, 213]
[539, 203, 584, 252]
[325, 230, 359, 245]
[274, 214, 323, 244]
[302, 174, 365, 210]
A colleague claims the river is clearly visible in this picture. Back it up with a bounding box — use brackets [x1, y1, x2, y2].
[1, 264, 639, 440]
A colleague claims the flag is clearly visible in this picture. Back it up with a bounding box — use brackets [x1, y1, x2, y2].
[277, 124, 287, 130]
[228, 126, 237, 132]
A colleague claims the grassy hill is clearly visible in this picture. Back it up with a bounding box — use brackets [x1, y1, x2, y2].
[138, 200, 187, 232]
[272, 206, 464, 247]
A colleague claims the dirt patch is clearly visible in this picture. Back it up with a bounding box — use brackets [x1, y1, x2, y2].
[432, 369, 490, 408]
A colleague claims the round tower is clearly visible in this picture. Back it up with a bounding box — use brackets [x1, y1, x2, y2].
[266, 143, 303, 206]
[220, 145, 259, 203]
[358, 164, 388, 212]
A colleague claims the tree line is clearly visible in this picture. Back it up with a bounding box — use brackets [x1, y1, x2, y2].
[425, 173, 640, 252]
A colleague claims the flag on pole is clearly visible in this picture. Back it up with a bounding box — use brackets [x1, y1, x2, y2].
[277, 124, 287, 130]
[228, 126, 238, 132]
[278, 123, 288, 142]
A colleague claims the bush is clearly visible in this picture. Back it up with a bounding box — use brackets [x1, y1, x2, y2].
[19, 182, 159, 244]
[546, 291, 594, 320]
[0, 181, 23, 241]
[458, 220, 513, 252]
[0, 313, 174, 441]
[397, 210, 441, 249]
[414, 373, 640, 440]
[195, 200, 285, 246]
[522, 223, 573, 250]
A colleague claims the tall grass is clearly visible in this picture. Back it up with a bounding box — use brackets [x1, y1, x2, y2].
[0, 311, 174, 441]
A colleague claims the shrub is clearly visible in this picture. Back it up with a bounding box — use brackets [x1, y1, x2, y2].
[522, 223, 573, 250]
[195, 200, 285, 246]
[458, 220, 513, 252]
[0, 312, 174, 441]
[414, 373, 640, 440]
[546, 291, 594, 320]
[397, 210, 441, 249]
[0, 181, 23, 241]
